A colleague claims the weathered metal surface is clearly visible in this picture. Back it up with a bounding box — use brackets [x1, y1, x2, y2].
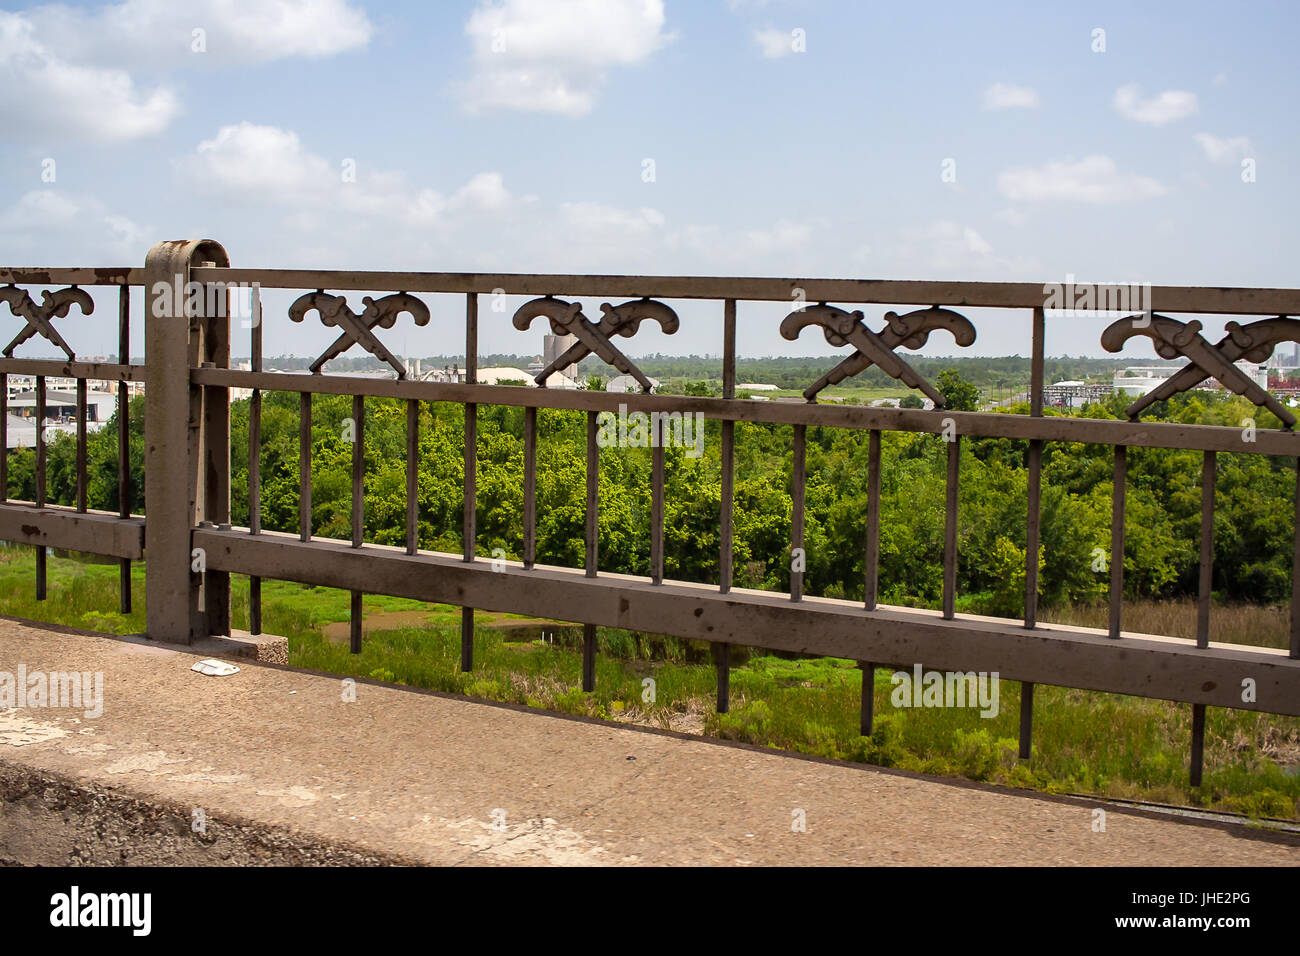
[0, 504, 144, 558]
[192, 526, 1300, 717]
[190, 368, 1300, 454]
[144, 238, 230, 643]
[193, 267, 1300, 316]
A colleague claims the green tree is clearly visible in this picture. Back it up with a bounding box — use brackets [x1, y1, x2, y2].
[936, 369, 979, 411]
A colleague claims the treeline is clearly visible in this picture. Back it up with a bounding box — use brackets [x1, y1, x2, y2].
[254, 354, 1171, 393]
[7, 387, 1294, 613]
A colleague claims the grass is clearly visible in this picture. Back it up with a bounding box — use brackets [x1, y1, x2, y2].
[2, 545, 1297, 821]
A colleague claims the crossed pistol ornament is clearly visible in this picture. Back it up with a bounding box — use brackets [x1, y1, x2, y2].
[1101, 313, 1300, 428]
[780, 303, 977, 404]
[0, 285, 94, 360]
[512, 295, 680, 391]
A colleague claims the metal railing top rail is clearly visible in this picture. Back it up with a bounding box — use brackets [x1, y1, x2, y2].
[0, 268, 141, 286]
[194, 366, 1300, 456]
[191, 266, 1300, 315]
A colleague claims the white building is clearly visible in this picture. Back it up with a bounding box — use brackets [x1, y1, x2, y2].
[476, 366, 579, 389]
[606, 375, 660, 393]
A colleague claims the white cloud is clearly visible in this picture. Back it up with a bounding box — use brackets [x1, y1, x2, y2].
[0, 12, 179, 142]
[0, 1, 371, 142]
[754, 27, 794, 58]
[1113, 84, 1198, 125]
[982, 82, 1040, 110]
[1194, 132, 1253, 165]
[457, 0, 674, 116]
[178, 122, 515, 229]
[0, 190, 150, 261]
[892, 220, 1031, 276]
[998, 155, 1167, 203]
[24, 0, 372, 66]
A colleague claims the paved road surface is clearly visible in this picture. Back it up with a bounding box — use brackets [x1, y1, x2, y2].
[0, 619, 1295, 865]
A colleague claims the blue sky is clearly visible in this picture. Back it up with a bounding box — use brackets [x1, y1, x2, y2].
[1, 0, 1296, 361]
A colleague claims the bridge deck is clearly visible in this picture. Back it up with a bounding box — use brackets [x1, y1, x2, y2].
[0, 619, 1294, 866]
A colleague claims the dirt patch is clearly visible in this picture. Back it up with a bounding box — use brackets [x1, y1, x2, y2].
[322, 609, 442, 643]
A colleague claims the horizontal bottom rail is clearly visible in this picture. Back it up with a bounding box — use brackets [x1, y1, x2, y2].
[192, 527, 1300, 718]
[0, 502, 144, 559]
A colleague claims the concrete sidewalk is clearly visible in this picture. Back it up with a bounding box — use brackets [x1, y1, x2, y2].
[0, 618, 1295, 866]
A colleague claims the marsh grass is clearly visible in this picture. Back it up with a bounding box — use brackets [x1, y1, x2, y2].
[2, 546, 1296, 820]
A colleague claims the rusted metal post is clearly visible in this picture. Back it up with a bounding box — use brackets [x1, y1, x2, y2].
[35, 375, 45, 601]
[117, 285, 131, 614]
[1020, 305, 1045, 756]
[1198, 450, 1216, 648]
[942, 435, 959, 619]
[405, 399, 418, 555]
[859, 661, 874, 736]
[1110, 445, 1126, 638]
[524, 406, 537, 569]
[143, 239, 231, 643]
[75, 378, 87, 513]
[715, 641, 730, 714]
[299, 392, 312, 540]
[248, 286, 261, 635]
[1293, 459, 1300, 659]
[864, 429, 881, 611]
[791, 424, 806, 602]
[1190, 703, 1206, 786]
[583, 408, 599, 691]
[461, 292, 477, 672]
[350, 393, 364, 654]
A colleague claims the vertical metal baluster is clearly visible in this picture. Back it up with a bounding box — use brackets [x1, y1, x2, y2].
[859, 661, 875, 736]
[864, 429, 881, 611]
[461, 293, 477, 672]
[35, 374, 45, 601]
[299, 392, 311, 541]
[1024, 440, 1041, 628]
[583, 409, 599, 691]
[524, 406, 536, 570]
[791, 424, 806, 601]
[651, 410, 664, 585]
[1020, 306, 1045, 758]
[942, 435, 959, 620]
[75, 378, 87, 512]
[1198, 450, 1215, 648]
[117, 285, 131, 614]
[350, 394, 364, 654]
[405, 398, 418, 555]
[1110, 445, 1126, 639]
[1190, 703, 1206, 788]
[0, 373, 7, 502]
[1190, 448, 1216, 786]
[717, 298, 736, 713]
[248, 287, 262, 635]
[1292, 459, 1300, 659]
[859, 426, 882, 734]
